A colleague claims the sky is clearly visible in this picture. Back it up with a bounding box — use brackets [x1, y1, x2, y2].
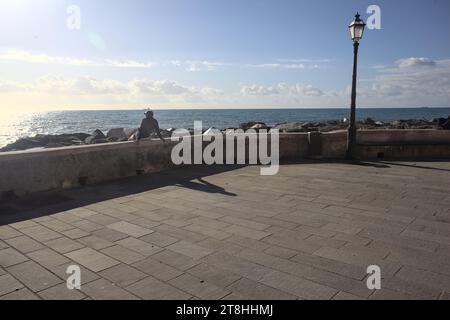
[0, 0, 449, 111]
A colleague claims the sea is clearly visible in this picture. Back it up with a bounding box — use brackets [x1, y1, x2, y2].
[1, 107, 450, 148]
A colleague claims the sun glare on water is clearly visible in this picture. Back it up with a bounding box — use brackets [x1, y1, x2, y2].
[0, 109, 44, 148]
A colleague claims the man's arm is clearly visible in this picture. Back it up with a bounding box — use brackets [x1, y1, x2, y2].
[137, 120, 145, 141]
[155, 121, 165, 142]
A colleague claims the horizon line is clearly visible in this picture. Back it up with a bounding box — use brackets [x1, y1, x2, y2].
[5, 106, 450, 113]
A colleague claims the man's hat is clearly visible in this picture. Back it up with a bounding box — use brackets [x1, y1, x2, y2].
[144, 110, 154, 117]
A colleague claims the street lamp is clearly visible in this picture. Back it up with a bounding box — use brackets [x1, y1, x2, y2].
[347, 13, 366, 159]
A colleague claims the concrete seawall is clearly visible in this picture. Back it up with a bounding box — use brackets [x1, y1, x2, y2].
[1, 130, 450, 199]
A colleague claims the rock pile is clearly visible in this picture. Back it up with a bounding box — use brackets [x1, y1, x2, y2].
[0, 133, 90, 152]
[1, 115, 449, 152]
[437, 116, 450, 130]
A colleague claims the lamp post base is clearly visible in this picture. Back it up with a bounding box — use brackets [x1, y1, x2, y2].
[346, 126, 357, 160]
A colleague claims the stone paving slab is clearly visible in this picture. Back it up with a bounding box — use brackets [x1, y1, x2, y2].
[65, 247, 120, 272]
[7, 261, 62, 292]
[1, 161, 450, 299]
[99, 263, 147, 287]
[5, 236, 45, 253]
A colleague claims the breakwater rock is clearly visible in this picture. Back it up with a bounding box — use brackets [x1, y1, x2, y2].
[1, 116, 449, 152]
[0, 127, 177, 152]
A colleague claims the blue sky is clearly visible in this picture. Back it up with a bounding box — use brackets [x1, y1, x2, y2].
[0, 0, 449, 110]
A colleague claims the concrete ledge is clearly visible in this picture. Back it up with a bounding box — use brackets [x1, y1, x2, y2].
[321, 131, 348, 159]
[278, 133, 309, 159]
[0, 134, 309, 198]
[0, 139, 175, 199]
[356, 129, 450, 159]
[357, 129, 450, 145]
[357, 144, 450, 160]
[1, 130, 450, 199]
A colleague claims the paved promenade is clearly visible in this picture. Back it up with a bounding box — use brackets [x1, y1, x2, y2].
[1, 161, 450, 300]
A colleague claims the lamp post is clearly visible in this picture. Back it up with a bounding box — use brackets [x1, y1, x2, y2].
[347, 13, 366, 159]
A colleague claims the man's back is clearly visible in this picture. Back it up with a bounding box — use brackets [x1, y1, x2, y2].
[137, 110, 165, 142]
[139, 117, 159, 138]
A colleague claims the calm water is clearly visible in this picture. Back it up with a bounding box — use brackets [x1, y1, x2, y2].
[1, 108, 450, 148]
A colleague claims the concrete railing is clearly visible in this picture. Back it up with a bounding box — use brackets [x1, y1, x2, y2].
[356, 130, 450, 159]
[0, 134, 310, 199]
[0, 140, 173, 199]
[357, 129, 450, 145]
[1, 130, 450, 199]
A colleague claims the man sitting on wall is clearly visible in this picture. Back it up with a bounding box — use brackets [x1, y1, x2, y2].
[137, 110, 165, 142]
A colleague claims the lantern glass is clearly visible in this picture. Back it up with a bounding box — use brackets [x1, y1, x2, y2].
[349, 14, 366, 42]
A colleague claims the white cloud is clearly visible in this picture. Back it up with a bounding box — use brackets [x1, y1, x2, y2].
[103, 60, 155, 68]
[0, 50, 93, 66]
[0, 80, 31, 93]
[246, 61, 328, 70]
[0, 50, 155, 69]
[186, 63, 202, 72]
[170, 59, 325, 72]
[185, 60, 225, 72]
[241, 84, 280, 95]
[1, 55, 449, 109]
[130, 79, 191, 95]
[161, 60, 227, 72]
[359, 58, 450, 106]
[0, 75, 227, 97]
[198, 87, 224, 95]
[241, 83, 324, 97]
[249, 63, 306, 70]
[168, 60, 182, 67]
[0, 50, 333, 73]
[0, 76, 226, 110]
[397, 57, 436, 68]
[237, 82, 342, 108]
[32, 75, 129, 95]
[298, 84, 325, 97]
[130, 79, 224, 96]
[277, 58, 333, 63]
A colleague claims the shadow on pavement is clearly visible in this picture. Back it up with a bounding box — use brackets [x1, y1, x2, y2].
[176, 177, 237, 197]
[2, 159, 449, 226]
[0, 165, 243, 226]
[346, 161, 391, 168]
[378, 161, 450, 172]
